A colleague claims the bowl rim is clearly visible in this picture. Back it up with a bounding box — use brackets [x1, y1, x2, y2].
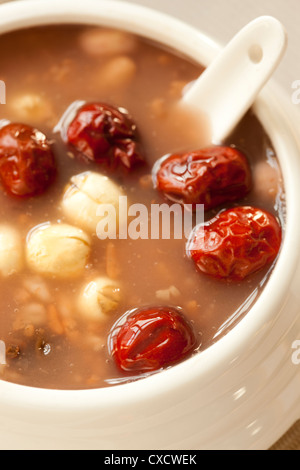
[0, 0, 299, 420]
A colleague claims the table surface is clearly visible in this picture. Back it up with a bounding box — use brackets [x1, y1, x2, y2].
[0, 0, 299, 451]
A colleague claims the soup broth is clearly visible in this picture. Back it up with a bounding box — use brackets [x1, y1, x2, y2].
[0, 25, 284, 389]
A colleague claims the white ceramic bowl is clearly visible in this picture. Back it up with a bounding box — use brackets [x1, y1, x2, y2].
[1, 0, 300, 451]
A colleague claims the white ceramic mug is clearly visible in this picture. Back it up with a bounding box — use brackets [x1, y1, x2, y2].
[0, 0, 300, 450]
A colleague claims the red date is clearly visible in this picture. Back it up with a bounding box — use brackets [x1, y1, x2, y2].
[154, 146, 251, 210]
[0, 123, 56, 197]
[108, 306, 198, 373]
[187, 206, 282, 281]
[66, 102, 144, 170]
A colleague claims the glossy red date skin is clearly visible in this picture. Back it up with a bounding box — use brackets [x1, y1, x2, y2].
[66, 102, 144, 170]
[188, 206, 282, 281]
[109, 306, 198, 373]
[154, 146, 252, 210]
[0, 123, 56, 197]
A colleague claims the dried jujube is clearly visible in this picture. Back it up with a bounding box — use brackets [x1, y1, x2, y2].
[153, 145, 251, 210]
[187, 206, 282, 281]
[0, 123, 56, 197]
[108, 306, 198, 373]
[66, 102, 145, 170]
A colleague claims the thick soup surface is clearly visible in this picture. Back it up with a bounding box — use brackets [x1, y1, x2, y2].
[0, 25, 285, 389]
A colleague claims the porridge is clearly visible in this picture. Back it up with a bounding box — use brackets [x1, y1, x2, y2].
[0, 25, 284, 389]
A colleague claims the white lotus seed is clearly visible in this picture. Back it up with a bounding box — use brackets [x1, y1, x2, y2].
[78, 28, 137, 57]
[95, 55, 137, 90]
[26, 222, 91, 278]
[62, 171, 124, 236]
[9, 93, 55, 125]
[78, 276, 121, 322]
[0, 225, 23, 277]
